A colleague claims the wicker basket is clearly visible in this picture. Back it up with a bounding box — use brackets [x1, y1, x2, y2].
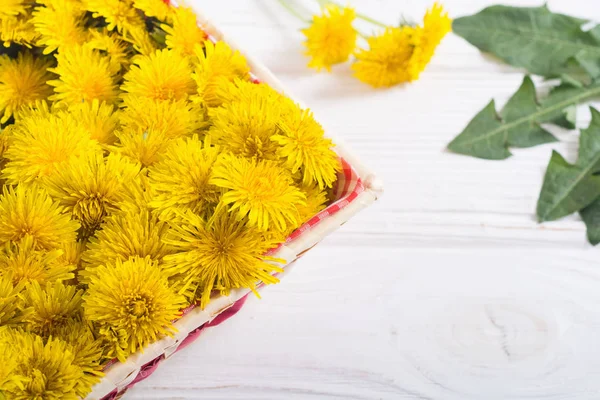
[85, 4, 383, 399]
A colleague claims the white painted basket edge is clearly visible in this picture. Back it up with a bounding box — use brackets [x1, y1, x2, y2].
[86, 6, 382, 399]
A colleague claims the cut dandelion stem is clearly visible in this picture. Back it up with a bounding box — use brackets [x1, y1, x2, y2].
[276, 0, 312, 23]
[314, 0, 387, 27]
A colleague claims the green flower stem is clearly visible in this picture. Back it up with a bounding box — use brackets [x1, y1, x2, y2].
[315, 0, 387, 28]
[276, 0, 312, 23]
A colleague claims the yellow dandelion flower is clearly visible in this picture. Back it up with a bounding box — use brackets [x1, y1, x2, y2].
[210, 154, 306, 232]
[1, 13, 40, 48]
[114, 129, 172, 167]
[297, 182, 328, 223]
[84, 256, 186, 362]
[133, 0, 173, 22]
[3, 331, 83, 400]
[208, 81, 289, 161]
[0, 0, 29, 18]
[86, 29, 132, 74]
[83, 0, 144, 34]
[122, 23, 158, 56]
[48, 45, 119, 106]
[121, 49, 195, 102]
[0, 273, 25, 325]
[120, 95, 208, 139]
[162, 6, 206, 56]
[352, 26, 415, 87]
[192, 40, 250, 107]
[408, 3, 451, 80]
[273, 108, 340, 189]
[0, 186, 79, 250]
[0, 52, 53, 124]
[0, 329, 25, 394]
[163, 208, 284, 306]
[40, 151, 141, 233]
[80, 208, 173, 284]
[0, 237, 72, 285]
[302, 5, 357, 71]
[56, 240, 86, 283]
[20, 281, 84, 337]
[148, 136, 220, 219]
[32, 0, 87, 54]
[52, 320, 104, 397]
[117, 172, 154, 213]
[2, 112, 101, 184]
[14, 98, 52, 121]
[68, 100, 120, 146]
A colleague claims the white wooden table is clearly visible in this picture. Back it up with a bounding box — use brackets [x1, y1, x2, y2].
[128, 1, 600, 398]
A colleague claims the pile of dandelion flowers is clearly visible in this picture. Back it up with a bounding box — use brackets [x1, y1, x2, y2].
[193, 41, 250, 107]
[210, 154, 306, 232]
[148, 136, 221, 220]
[0, 52, 53, 124]
[1, 111, 101, 184]
[163, 208, 284, 306]
[162, 6, 207, 57]
[121, 48, 196, 102]
[302, 4, 357, 71]
[0, 237, 72, 286]
[274, 108, 341, 189]
[0, 186, 79, 250]
[83, 256, 186, 362]
[40, 151, 141, 233]
[20, 280, 84, 338]
[80, 208, 173, 284]
[48, 45, 119, 106]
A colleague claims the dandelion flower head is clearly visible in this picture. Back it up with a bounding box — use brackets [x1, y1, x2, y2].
[302, 5, 357, 71]
[121, 49, 196, 102]
[40, 151, 141, 233]
[163, 208, 284, 306]
[0, 186, 79, 250]
[0, 52, 53, 124]
[274, 108, 341, 189]
[192, 40, 250, 107]
[353, 26, 415, 87]
[162, 6, 207, 56]
[48, 45, 119, 106]
[80, 208, 173, 284]
[0, 236, 72, 286]
[83, 256, 186, 362]
[210, 154, 306, 232]
[148, 135, 221, 219]
[2, 111, 101, 184]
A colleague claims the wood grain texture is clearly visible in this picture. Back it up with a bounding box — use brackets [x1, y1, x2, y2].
[127, 1, 600, 399]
